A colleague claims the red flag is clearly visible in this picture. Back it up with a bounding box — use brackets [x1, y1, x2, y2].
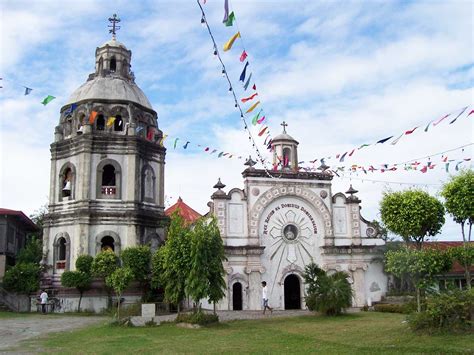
[405, 126, 418, 134]
[205, 147, 210, 151]
[442, 156, 448, 162]
[147, 127, 155, 141]
[468, 109, 474, 116]
[433, 114, 450, 126]
[336, 154, 340, 159]
[241, 93, 258, 103]
[348, 149, 355, 157]
[252, 84, 256, 90]
[258, 126, 268, 136]
[420, 166, 428, 173]
[240, 50, 247, 62]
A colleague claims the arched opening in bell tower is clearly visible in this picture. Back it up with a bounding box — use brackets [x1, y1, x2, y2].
[114, 115, 123, 131]
[96, 115, 105, 131]
[283, 147, 291, 168]
[102, 165, 116, 186]
[110, 57, 117, 72]
[100, 236, 115, 251]
[284, 274, 301, 309]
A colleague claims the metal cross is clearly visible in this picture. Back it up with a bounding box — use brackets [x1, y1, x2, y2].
[108, 14, 121, 39]
[281, 121, 288, 133]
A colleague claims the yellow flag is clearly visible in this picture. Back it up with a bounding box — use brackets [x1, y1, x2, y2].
[223, 32, 240, 51]
[106, 116, 116, 127]
[159, 134, 168, 147]
[245, 101, 260, 114]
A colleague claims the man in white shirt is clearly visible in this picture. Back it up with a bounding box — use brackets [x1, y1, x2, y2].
[40, 290, 48, 314]
[261, 281, 273, 314]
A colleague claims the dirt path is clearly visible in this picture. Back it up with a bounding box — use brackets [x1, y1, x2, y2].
[0, 314, 106, 352]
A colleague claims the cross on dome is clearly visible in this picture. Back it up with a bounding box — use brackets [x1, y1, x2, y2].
[108, 13, 121, 39]
[281, 121, 288, 133]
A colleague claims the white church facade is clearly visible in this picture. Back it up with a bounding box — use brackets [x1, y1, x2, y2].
[206, 126, 387, 310]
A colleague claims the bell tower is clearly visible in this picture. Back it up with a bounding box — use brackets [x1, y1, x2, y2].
[42, 16, 168, 285]
[272, 121, 299, 171]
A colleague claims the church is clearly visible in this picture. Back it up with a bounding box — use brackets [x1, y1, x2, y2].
[205, 124, 387, 310]
[39, 18, 387, 312]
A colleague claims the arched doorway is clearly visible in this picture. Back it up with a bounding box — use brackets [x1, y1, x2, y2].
[232, 282, 243, 310]
[284, 274, 301, 309]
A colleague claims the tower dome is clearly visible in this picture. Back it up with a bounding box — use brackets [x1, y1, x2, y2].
[272, 122, 299, 171]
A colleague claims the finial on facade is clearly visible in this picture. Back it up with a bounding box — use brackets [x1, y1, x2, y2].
[108, 13, 121, 39]
[318, 160, 329, 172]
[281, 121, 288, 134]
[244, 155, 257, 169]
[213, 178, 226, 190]
[345, 184, 361, 203]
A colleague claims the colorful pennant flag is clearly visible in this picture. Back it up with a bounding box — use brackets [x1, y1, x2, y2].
[467, 109, 474, 117]
[147, 127, 155, 141]
[64, 103, 77, 115]
[240, 62, 249, 82]
[433, 114, 450, 127]
[377, 136, 393, 144]
[240, 50, 248, 62]
[159, 134, 168, 146]
[24, 87, 33, 95]
[245, 100, 260, 114]
[89, 111, 98, 124]
[257, 115, 266, 124]
[173, 138, 179, 149]
[41, 95, 55, 105]
[136, 126, 145, 133]
[339, 152, 348, 162]
[225, 11, 235, 26]
[222, 0, 229, 23]
[405, 126, 418, 134]
[252, 109, 262, 125]
[258, 126, 268, 136]
[449, 107, 468, 124]
[424, 120, 433, 132]
[183, 141, 190, 149]
[252, 84, 256, 90]
[106, 116, 116, 127]
[241, 92, 258, 103]
[223, 32, 240, 51]
[391, 133, 403, 145]
[218, 152, 224, 158]
[243, 73, 252, 90]
[358, 143, 370, 149]
[348, 149, 355, 157]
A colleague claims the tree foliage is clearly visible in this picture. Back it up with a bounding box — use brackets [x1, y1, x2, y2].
[440, 169, 474, 239]
[206, 218, 226, 308]
[61, 270, 92, 312]
[91, 250, 119, 279]
[152, 212, 191, 311]
[3, 263, 40, 294]
[17, 237, 43, 265]
[29, 203, 48, 238]
[380, 189, 445, 248]
[385, 247, 453, 311]
[303, 263, 353, 316]
[75, 255, 94, 274]
[121, 246, 151, 284]
[105, 267, 134, 319]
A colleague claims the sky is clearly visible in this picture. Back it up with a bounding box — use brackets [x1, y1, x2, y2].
[0, 0, 472, 241]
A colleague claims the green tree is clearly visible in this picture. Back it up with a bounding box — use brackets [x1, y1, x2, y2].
[121, 245, 151, 287]
[29, 203, 48, 239]
[441, 169, 474, 289]
[17, 237, 43, 264]
[105, 267, 134, 319]
[153, 211, 191, 313]
[303, 263, 353, 316]
[449, 245, 474, 290]
[60, 255, 94, 312]
[91, 250, 119, 279]
[206, 217, 226, 313]
[386, 247, 452, 312]
[380, 189, 445, 249]
[3, 263, 40, 294]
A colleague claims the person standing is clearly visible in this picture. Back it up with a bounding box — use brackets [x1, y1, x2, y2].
[261, 281, 273, 314]
[40, 290, 48, 314]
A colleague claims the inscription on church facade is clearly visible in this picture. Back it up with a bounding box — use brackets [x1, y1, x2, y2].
[262, 202, 317, 235]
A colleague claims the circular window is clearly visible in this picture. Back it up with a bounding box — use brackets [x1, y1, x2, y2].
[282, 224, 298, 241]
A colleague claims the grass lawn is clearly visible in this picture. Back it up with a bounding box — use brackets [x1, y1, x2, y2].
[14, 312, 474, 354]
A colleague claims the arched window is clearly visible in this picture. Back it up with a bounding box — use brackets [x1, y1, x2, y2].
[97, 160, 121, 199]
[283, 147, 291, 168]
[58, 238, 66, 260]
[77, 114, 85, 134]
[110, 57, 116, 72]
[114, 115, 123, 131]
[62, 167, 72, 197]
[102, 164, 116, 186]
[101, 236, 115, 251]
[96, 114, 105, 131]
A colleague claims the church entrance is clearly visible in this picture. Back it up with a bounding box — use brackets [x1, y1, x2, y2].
[284, 274, 301, 310]
[232, 282, 243, 310]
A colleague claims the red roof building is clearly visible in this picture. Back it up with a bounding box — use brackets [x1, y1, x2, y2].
[165, 197, 202, 224]
[423, 241, 474, 275]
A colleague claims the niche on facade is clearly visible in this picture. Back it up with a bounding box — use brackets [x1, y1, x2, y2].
[96, 159, 121, 199]
[141, 165, 156, 203]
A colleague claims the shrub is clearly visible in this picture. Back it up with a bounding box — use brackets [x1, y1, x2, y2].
[176, 311, 219, 325]
[91, 250, 119, 279]
[16, 237, 43, 264]
[75, 255, 94, 274]
[121, 246, 151, 284]
[408, 289, 474, 333]
[374, 303, 413, 314]
[3, 263, 40, 294]
[303, 263, 353, 316]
